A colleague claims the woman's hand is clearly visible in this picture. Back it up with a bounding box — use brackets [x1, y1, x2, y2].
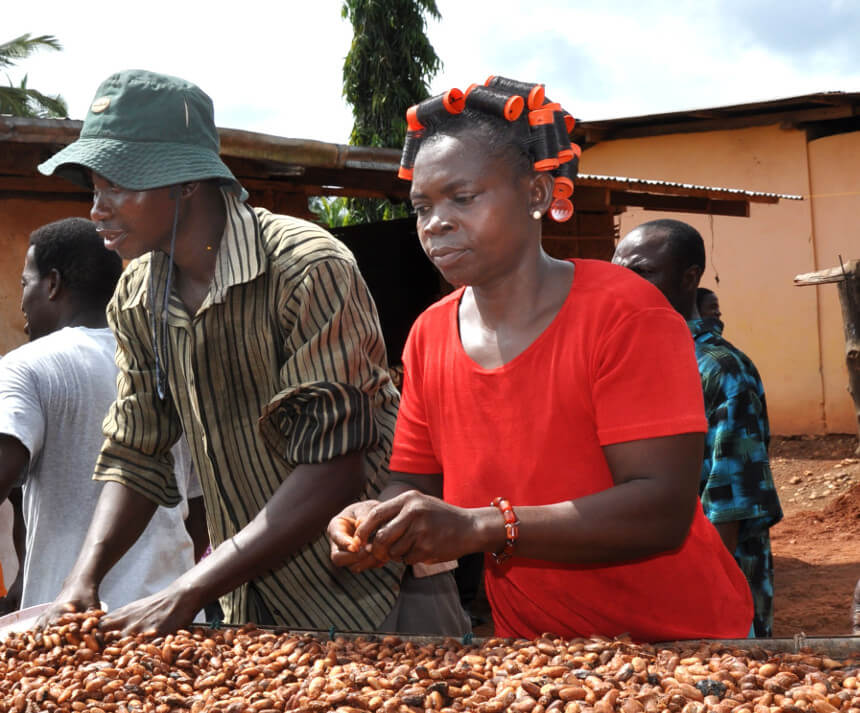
[352, 491, 482, 569]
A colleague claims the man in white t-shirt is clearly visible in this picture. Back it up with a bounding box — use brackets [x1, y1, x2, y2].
[0, 217, 206, 611]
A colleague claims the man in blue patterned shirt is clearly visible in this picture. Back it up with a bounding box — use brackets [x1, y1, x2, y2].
[614, 219, 783, 637]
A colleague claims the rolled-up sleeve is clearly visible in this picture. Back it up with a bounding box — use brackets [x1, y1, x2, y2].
[258, 257, 389, 466]
[93, 275, 182, 507]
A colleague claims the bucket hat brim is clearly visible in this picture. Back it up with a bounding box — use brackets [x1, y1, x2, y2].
[38, 136, 248, 201]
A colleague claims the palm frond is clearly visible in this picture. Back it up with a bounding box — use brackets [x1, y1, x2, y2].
[0, 34, 63, 69]
[0, 84, 67, 118]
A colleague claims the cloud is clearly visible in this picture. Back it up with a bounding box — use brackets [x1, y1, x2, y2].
[718, 0, 860, 70]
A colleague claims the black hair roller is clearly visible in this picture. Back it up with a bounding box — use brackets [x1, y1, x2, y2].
[565, 142, 582, 178]
[464, 85, 524, 121]
[553, 159, 575, 199]
[553, 112, 575, 163]
[406, 89, 465, 131]
[484, 75, 545, 111]
[564, 112, 576, 133]
[398, 130, 423, 181]
[548, 148, 574, 221]
[539, 101, 573, 164]
[528, 108, 560, 171]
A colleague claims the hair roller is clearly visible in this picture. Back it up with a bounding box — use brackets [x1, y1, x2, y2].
[406, 89, 465, 131]
[565, 144, 582, 181]
[549, 197, 574, 222]
[464, 85, 524, 121]
[484, 75, 545, 111]
[528, 108, 560, 171]
[552, 160, 575, 199]
[564, 112, 576, 133]
[398, 129, 423, 181]
[541, 102, 574, 163]
[567, 154, 580, 182]
[528, 107, 555, 127]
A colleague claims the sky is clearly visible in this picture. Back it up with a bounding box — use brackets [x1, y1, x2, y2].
[4, 0, 860, 145]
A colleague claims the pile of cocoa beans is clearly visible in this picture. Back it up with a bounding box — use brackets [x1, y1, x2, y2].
[0, 610, 857, 713]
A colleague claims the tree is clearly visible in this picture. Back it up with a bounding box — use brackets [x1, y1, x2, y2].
[0, 34, 68, 118]
[341, 0, 441, 224]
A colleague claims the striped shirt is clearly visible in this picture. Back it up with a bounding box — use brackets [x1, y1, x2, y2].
[94, 189, 403, 630]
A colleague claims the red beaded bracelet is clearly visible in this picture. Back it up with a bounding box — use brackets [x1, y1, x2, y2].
[490, 496, 520, 564]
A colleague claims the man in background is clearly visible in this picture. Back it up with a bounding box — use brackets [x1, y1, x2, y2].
[613, 218, 783, 637]
[697, 287, 722, 321]
[0, 217, 205, 611]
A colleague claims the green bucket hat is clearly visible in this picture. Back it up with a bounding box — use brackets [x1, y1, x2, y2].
[38, 69, 247, 201]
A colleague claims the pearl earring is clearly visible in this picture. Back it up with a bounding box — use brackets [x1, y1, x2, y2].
[532, 210, 542, 220]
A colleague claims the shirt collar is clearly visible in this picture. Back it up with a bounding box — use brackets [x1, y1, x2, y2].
[688, 316, 725, 339]
[122, 189, 265, 313]
[204, 189, 266, 307]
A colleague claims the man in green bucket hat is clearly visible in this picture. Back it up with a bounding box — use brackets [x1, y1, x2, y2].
[37, 69, 469, 636]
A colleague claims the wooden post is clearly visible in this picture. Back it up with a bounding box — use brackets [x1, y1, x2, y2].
[794, 259, 860, 455]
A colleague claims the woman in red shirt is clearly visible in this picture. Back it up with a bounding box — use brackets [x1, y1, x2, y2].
[328, 79, 752, 641]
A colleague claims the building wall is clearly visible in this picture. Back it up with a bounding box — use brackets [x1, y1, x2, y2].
[580, 124, 857, 435]
[806, 131, 860, 434]
[0, 198, 90, 355]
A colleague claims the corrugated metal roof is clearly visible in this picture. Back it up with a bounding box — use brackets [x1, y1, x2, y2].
[577, 173, 802, 202]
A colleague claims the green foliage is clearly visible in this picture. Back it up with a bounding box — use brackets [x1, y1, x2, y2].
[342, 0, 441, 223]
[308, 196, 351, 228]
[0, 34, 68, 118]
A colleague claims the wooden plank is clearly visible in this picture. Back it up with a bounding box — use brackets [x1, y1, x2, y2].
[0, 189, 90, 203]
[609, 191, 750, 217]
[0, 143, 64, 176]
[794, 260, 860, 286]
[570, 186, 611, 212]
[836, 273, 860, 454]
[542, 208, 618, 240]
[0, 176, 89, 193]
[240, 178, 399, 201]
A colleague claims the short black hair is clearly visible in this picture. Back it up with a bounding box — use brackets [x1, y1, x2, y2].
[29, 217, 123, 310]
[696, 287, 715, 312]
[639, 219, 706, 272]
[421, 108, 534, 179]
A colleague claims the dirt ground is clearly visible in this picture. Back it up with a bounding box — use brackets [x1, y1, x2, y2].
[769, 433, 860, 636]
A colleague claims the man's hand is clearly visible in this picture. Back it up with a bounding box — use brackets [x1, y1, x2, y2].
[36, 581, 101, 629]
[98, 584, 200, 636]
[328, 500, 386, 572]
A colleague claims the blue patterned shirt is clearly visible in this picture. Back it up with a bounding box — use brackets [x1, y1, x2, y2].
[689, 319, 783, 540]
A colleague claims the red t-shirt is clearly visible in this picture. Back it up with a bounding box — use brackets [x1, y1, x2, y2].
[390, 259, 753, 641]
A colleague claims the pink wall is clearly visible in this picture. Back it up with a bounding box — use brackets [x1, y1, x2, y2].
[581, 124, 857, 435]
